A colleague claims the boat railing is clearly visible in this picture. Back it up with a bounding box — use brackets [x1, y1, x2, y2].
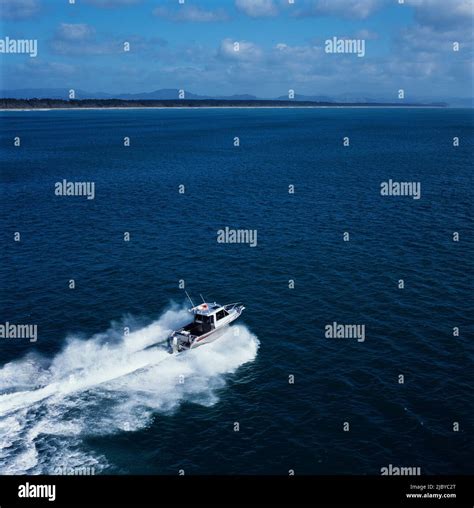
[223, 302, 243, 311]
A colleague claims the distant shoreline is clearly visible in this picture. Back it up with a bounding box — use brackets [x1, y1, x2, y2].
[0, 105, 452, 112]
[0, 98, 448, 111]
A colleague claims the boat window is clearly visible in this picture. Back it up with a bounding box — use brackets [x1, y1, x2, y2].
[195, 314, 209, 323]
[216, 310, 228, 320]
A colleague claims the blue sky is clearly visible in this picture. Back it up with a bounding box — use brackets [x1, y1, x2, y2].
[0, 0, 472, 99]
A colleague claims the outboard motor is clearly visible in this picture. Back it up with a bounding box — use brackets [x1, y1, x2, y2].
[172, 336, 179, 354]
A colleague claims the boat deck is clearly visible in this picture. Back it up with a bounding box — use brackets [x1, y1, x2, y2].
[181, 322, 212, 337]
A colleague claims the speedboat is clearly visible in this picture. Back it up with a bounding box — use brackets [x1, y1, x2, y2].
[167, 292, 245, 353]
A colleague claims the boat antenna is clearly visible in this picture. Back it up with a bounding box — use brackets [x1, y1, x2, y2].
[184, 290, 195, 309]
[200, 294, 206, 304]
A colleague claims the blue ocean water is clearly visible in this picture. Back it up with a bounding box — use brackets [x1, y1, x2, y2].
[0, 108, 472, 475]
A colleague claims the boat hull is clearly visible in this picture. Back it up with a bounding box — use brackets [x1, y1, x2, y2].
[190, 325, 229, 348]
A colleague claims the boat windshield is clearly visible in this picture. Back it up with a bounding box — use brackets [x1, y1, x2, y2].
[194, 314, 212, 324]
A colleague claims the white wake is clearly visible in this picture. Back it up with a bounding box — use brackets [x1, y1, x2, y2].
[0, 305, 259, 474]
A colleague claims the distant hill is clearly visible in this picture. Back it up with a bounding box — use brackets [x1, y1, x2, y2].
[274, 92, 467, 105]
[0, 88, 260, 101]
[218, 94, 259, 101]
[0, 88, 112, 100]
[116, 89, 206, 100]
[276, 93, 338, 102]
[0, 88, 463, 106]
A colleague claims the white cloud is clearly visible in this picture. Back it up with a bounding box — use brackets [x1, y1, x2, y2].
[49, 23, 167, 57]
[235, 0, 278, 17]
[393, 0, 473, 60]
[50, 23, 122, 55]
[294, 0, 388, 20]
[153, 5, 229, 22]
[0, 0, 40, 20]
[407, 0, 474, 28]
[218, 38, 263, 61]
[356, 29, 379, 40]
[56, 24, 95, 42]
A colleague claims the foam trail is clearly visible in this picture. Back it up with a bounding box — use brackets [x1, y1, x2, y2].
[0, 306, 259, 474]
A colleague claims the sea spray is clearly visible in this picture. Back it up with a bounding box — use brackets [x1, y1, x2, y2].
[0, 306, 259, 474]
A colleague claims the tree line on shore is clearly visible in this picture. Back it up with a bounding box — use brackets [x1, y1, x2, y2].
[0, 98, 446, 109]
